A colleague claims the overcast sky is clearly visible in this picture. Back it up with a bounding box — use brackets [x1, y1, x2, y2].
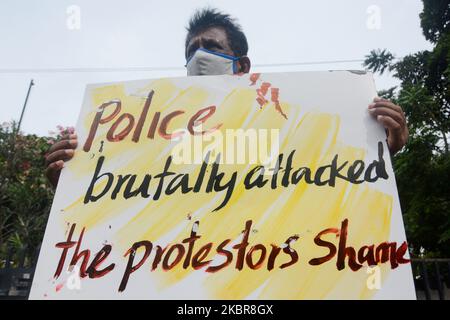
[0, 0, 432, 136]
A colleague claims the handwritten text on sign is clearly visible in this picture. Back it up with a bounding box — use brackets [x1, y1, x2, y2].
[30, 72, 416, 299]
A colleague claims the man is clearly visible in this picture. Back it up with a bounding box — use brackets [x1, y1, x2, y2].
[45, 8, 409, 187]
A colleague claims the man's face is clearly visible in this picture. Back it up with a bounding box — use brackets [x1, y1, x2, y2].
[185, 27, 234, 61]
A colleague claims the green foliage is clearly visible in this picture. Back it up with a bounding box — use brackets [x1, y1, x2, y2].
[363, 49, 395, 75]
[364, 1, 450, 257]
[0, 122, 54, 266]
[420, 0, 450, 43]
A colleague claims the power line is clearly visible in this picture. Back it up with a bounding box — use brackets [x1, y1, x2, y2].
[0, 58, 368, 74]
[253, 59, 366, 68]
[0, 66, 185, 74]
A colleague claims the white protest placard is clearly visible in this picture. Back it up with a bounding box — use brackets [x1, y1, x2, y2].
[30, 71, 416, 299]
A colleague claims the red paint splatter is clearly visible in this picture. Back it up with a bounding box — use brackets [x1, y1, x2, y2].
[271, 88, 288, 120]
[249, 73, 260, 85]
[256, 82, 271, 107]
[55, 283, 64, 292]
[252, 78, 288, 119]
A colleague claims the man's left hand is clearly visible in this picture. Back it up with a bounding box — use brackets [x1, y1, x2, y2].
[368, 97, 409, 155]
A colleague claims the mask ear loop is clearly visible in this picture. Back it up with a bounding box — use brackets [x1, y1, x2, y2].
[234, 55, 248, 74]
[185, 54, 194, 68]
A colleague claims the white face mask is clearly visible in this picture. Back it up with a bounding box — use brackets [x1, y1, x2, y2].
[186, 48, 240, 76]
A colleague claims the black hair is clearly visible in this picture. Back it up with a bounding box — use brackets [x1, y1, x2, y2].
[185, 8, 248, 58]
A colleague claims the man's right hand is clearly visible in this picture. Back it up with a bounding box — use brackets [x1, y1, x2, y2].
[45, 133, 78, 188]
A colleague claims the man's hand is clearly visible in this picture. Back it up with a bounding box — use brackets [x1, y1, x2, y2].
[368, 97, 409, 155]
[45, 133, 78, 188]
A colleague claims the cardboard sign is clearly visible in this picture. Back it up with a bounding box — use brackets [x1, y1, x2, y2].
[30, 71, 416, 299]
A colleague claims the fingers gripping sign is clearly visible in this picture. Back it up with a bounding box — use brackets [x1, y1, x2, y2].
[45, 133, 78, 188]
[368, 97, 409, 155]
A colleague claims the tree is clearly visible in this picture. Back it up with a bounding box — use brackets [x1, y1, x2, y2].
[364, 0, 450, 257]
[0, 122, 74, 266]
